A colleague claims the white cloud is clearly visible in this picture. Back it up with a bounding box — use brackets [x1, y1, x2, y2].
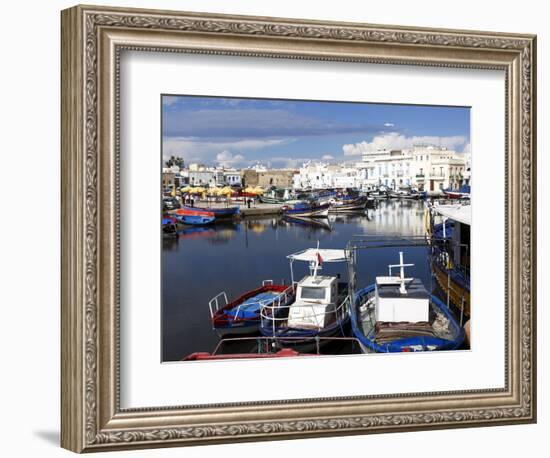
[384, 122, 395, 127]
[461, 142, 471, 154]
[322, 154, 334, 161]
[342, 132, 468, 156]
[216, 150, 245, 167]
[162, 137, 291, 164]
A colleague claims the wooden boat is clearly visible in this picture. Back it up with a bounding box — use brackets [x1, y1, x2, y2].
[329, 195, 369, 213]
[281, 201, 330, 218]
[370, 186, 389, 199]
[427, 202, 471, 318]
[443, 185, 471, 199]
[350, 252, 464, 353]
[259, 187, 294, 204]
[283, 215, 332, 231]
[182, 204, 240, 218]
[259, 247, 352, 351]
[172, 208, 216, 225]
[387, 186, 422, 199]
[208, 281, 295, 336]
[162, 215, 178, 238]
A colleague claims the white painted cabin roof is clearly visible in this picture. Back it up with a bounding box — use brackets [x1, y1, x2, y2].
[287, 248, 349, 263]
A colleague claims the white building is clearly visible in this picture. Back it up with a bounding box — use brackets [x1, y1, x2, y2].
[358, 145, 466, 191]
[410, 144, 465, 191]
[223, 170, 242, 186]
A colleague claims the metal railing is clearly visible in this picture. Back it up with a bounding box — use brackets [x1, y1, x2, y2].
[208, 336, 363, 356]
[208, 291, 228, 319]
[260, 292, 351, 336]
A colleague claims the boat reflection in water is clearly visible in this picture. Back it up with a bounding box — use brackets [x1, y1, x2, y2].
[162, 200, 467, 362]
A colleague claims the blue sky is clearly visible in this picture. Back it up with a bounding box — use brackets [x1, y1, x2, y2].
[162, 95, 470, 168]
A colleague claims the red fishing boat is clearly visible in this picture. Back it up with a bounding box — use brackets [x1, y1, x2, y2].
[208, 281, 296, 336]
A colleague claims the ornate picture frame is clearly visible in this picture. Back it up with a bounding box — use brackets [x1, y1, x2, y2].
[61, 4, 536, 453]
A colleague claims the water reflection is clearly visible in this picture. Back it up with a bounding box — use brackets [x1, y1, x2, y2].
[162, 200, 431, 361]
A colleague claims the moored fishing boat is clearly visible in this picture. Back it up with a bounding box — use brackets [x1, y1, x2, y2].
[208, 281, 296, 336]
[172, 208, 216, 225]
[283, 215, 332, 231]
[387, 186, 422, 199]
[427, 202, 471, 318]
[443, 184, 471, 199]
[162, 215, 178, 238]
[181, 204, 240, 218]
[371, 186, 389, 199]
[259, 187, 294, 204]
[329, 195, 370, 213]
[259, 247, 352, 351]
[281, 201, 330, 218]
[350, 252, 464, 353]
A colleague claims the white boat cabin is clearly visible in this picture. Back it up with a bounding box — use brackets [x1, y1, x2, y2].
[288, 275, 338, 330]
[374, 253, 429, 323]
[285, 248, 349, 330]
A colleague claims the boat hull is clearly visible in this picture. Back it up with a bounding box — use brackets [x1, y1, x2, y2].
[179, 214, 216, 225]
[182, 204, 240, 218]
[431, 261, 471, 317]
[259, 315, 351, 352]
[282, 203, 330, 218]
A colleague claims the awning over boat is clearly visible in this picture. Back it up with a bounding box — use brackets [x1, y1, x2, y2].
[431, 204, 471, 226]
[287, 248, 349, 263]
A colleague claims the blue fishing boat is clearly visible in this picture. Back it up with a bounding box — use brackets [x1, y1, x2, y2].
[350, 252, 464, 353]
[259, 247, 352, 351]
[281, 201, 330, 218]
[182, 204, 240, 218]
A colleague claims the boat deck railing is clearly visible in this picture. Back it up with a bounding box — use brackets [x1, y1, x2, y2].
[208, 291, 229, 319]
[210, 335, 362, 356]
[259, 293, 351, 335]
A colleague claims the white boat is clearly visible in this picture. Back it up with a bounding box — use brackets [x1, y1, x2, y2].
[259, 246, 351, 350]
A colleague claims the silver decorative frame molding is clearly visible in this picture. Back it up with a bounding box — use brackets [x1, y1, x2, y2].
[61, 4, 536, 453]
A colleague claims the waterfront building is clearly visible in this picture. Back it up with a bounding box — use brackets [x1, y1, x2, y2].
[162, 171, 176, 190]
[223, 170, 242, 187]
[357, 144, 466, 191]
[243, 168, 296, 188]
[189, 170, 215, 186]
[409, 144, 465, 191]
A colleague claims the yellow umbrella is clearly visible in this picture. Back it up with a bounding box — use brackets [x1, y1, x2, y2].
[207, 186, 221, 195]
[253, 186, 264, 195]
[193, 187, 206, 194]
[180, 186, 193, 193]
[243, 186, 256, 194]
[220, 186, 234, 196]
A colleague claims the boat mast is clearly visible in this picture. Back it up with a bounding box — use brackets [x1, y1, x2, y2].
[389, 251, 414, 294]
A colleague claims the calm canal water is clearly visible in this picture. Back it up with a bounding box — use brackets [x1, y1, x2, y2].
[162, 200, 433, 361]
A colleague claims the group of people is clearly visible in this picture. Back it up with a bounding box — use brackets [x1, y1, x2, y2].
[180, 194, 195, 207]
